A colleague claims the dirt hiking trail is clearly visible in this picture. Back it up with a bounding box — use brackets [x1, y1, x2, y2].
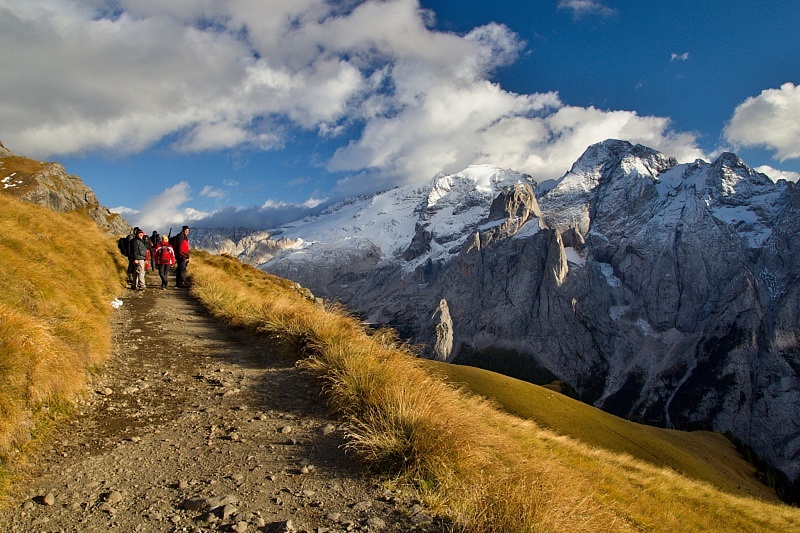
[0, 271, 442, 532]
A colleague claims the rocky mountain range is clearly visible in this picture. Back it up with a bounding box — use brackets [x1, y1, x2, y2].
[196, 139, 800, 491]
[0, 141, 128, 235]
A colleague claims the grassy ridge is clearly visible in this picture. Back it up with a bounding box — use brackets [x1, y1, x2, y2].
[421, 360, 775, 501]
[189, 252, 800, 532]
[0, 194, 124, 471]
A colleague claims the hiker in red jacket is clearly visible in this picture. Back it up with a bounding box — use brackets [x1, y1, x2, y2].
[154, 234, 176, 290]
[173, 225, 191, 288]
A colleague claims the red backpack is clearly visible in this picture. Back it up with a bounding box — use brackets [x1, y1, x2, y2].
[158, 245, 174, 265]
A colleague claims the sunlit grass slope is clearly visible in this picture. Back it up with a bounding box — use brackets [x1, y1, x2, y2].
[190, 252, 800, 532]
[420, 359, 775, 501]
[0, 193, 124, 467]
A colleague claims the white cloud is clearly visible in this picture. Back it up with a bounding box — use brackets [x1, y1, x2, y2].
[110, 205, 138, 216]
[196, 198, 325, 229]
[328, 91, 704, 196]
[670, 52, 689, 61]
[201, 185, 225, 199]
[0, 0, 702, 201]
[303, 197, 326, 209]
[120, 187, 328, 231]
[755, 165, 800, 183]
[724, 83, 800, 161]
[124, 182, 210, 231]
[557, 0, 617, 19]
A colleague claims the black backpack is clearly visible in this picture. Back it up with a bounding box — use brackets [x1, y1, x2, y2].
[117, 236, 131, 257]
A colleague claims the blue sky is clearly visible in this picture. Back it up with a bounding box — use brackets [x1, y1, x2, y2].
[1, 0, 798, 231]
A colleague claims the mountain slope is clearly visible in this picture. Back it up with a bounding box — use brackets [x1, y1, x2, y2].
[0, 142, 128, 235]
[200, 140, 800, 497]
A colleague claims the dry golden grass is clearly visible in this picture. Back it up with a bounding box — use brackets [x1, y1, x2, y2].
[0, 193, 124, 466]
[189, 252, 800, 532]
[0, 156, 47, 199]
[421, 359, 778, 502]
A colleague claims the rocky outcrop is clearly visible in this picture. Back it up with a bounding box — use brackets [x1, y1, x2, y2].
[430, 299, 454, 361]
[254, 141, 800, 491]
[0, 141, 129, 234]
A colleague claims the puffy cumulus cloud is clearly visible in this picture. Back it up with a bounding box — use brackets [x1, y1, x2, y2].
[1, 0, 702, 202]
[542, 106, 705, 165]
[0, 0, 370, 158]
[328, 93, 704, 195]
[724, 83, 800, 161]
[119, 182, 210, 231]
[2, 1, 252, 157]
[755, 165, 800, 184]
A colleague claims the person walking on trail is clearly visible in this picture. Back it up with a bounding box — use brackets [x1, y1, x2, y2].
[149, 230, 160, 270]
[153, 234, 175, 290]
[120, 229, 136, 285]
[173, 225, 191, 288]
[130, 228, 149, 290]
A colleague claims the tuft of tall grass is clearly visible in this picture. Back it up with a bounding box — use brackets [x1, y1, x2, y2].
[189, 251, 800, 532]
[0, 194, 124, 463]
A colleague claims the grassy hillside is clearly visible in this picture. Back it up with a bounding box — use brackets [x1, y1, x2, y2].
[0, 193, 125, 494]
[421, 359, 775, 501]
[188, 252, 800, 532]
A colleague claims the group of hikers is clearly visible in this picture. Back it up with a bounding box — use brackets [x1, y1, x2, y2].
[118, 225, 191, 291]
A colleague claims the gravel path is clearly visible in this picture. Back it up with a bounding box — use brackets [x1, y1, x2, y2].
[0, 272, 442, 532]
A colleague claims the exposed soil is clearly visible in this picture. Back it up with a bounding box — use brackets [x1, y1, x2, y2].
[0, 271, 443, 532]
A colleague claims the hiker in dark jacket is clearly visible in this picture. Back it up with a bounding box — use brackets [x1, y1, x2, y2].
[123, 230, 136, 285]
[173, 225, 191, 287]
[172, 226, 189, 287]
[130, 228, 149, 290]
[149, 230, 160, 270]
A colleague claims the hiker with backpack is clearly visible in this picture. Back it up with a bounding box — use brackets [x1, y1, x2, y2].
[149, 230, 160, 270]
[153, 235, 176, 290]
[172, 225, 191, 288]
[117, 229, 135, 285]
[129, 227, 149, 290]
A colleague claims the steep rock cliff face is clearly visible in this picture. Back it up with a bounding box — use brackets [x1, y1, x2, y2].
[225, 142, 799, 486]
[0, 142, 128, 234]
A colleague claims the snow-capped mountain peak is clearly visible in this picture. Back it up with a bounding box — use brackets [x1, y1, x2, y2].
[262, 165, 536, 270]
